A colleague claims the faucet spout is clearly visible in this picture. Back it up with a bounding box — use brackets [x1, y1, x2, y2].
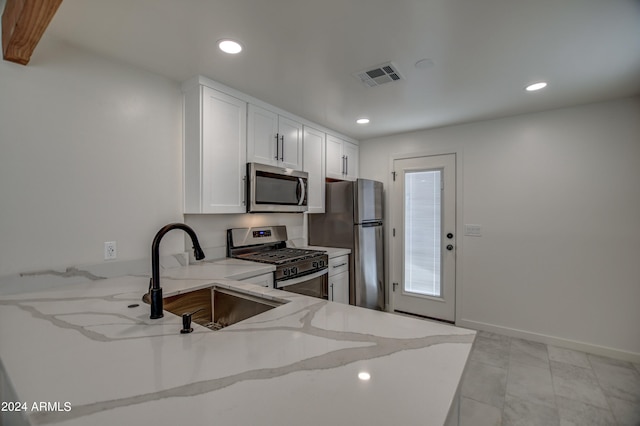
[148, 223, 205, 319]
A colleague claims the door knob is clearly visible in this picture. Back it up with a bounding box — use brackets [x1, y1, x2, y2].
[446, 233, 454, 239]
[446, 244, 454, 251]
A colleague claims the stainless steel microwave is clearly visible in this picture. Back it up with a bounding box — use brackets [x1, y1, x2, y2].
[246, 163, 308, 213]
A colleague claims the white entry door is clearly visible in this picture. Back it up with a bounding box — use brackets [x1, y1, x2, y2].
[390, 154, 456, 322]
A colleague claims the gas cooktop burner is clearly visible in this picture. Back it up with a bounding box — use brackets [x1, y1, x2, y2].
[227, 227, 329, 284]
[236, 248, 325, 265]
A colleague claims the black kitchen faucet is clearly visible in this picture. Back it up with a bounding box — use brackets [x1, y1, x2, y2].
[147, 223, 205, 319]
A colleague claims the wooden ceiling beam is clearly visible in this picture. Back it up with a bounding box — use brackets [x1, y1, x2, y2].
[2, 0, 63, 65]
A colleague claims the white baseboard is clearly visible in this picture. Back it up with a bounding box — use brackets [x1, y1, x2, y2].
[457, 319, 640, 364]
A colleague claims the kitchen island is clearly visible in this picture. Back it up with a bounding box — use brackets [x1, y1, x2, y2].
[0, 262, 475, 426]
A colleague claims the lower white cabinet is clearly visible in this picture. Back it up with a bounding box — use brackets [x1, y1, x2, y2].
[328, 255, 349, 304]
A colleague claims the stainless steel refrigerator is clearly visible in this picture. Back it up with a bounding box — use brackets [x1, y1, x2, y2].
[308, 179, 384, 310]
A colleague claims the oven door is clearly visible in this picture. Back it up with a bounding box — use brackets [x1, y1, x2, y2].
[276, 269, 328, 299]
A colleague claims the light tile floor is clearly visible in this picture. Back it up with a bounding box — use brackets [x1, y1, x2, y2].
[459, 331, 640, 426]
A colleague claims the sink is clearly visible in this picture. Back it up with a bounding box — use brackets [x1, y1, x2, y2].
[162, 286, 284, 330]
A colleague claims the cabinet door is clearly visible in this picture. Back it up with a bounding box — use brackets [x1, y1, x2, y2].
[325, 135, 344, 179]
[330, 271, 349, 304]
[343, 141, 359, 181]
[278, 116, 303, 170]
[303, 126, 325, 213]
[201, 86, 247, 213]
[247, 104, 278, 166]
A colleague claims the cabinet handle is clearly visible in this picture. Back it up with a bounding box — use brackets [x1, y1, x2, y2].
[345, 156, 349, 176]
[274, 134, 280, 160]
[330, 283, 334, 301]
[342, 155, 346, 175]
[333, 262, 347, 268]
[280, 135, 284, 161]
[242, 175, 246, 205]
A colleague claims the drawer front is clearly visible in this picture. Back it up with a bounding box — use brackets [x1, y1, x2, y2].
[329, 255, 349, 276]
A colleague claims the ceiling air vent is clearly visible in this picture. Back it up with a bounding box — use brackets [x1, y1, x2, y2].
[354, 62, 403, 87]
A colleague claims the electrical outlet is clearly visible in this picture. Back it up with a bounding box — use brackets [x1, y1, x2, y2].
[104, 241, 117, 260]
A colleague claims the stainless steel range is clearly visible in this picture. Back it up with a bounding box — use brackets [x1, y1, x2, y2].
[227, 226, 328, 299]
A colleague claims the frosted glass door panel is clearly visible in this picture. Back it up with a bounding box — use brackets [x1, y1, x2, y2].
[404, 170, 442, 297]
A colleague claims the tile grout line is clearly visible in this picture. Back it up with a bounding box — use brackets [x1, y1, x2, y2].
[545, 343, 564, 425]
[586, 353, 621, 425]
[501, 336, 512, 423]
[550, 344, 622, 425]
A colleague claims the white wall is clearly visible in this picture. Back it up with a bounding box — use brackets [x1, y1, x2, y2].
[0, 37, 185, 276]
[360, 97, 640, 359]
[0, 36, 306, 279]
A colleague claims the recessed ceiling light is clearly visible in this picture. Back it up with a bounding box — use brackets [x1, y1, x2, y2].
[356, 118, 370, 125]
[218, 39, 243, 54]
[358, 372, 371, 381]
[525, 82, 547, 92]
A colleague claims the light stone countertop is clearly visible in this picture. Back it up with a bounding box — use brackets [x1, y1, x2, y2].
[0, 261, 475, 426]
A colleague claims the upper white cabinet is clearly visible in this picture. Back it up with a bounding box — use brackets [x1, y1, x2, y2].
[343, 141, 359, 180]
[302, 126, 326, 213]
[247, 104, 302, 170]
[326, 135, 359, 181]
[182, 76, 357, 214]
[183, 84, 247, 213]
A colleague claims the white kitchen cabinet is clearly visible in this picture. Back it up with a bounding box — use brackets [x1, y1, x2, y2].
[328, 255, 349, 304]
[326, 135, 359, 181]
[302, 126, 326, 213]
[247, 104, 302, 170]
[184, 84, 247, 213]
[342, 140, 359, 180]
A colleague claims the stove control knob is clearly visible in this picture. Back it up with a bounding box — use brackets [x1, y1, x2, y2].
[312, 261, 318, 268]
[283, 268, 290, 276]
[292, 266, 298, 274]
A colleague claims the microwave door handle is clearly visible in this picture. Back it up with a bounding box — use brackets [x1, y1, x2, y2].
[297, 177, 306, 206]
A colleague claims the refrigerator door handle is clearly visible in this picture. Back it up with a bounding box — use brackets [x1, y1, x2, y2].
[361, 221, 383, 227]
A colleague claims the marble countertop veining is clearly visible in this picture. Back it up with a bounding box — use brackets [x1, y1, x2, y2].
[0, 261, 475, 426]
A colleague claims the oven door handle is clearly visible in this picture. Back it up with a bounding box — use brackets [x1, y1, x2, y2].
[277, 268, 327, 287]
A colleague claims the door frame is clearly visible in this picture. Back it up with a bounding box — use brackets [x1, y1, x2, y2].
[387, 147, 464, 324]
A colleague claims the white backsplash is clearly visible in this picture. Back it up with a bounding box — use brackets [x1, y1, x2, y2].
[0, 253, 188, 296]
[184, 213, 307, 261]
[0, 213, 307, 295]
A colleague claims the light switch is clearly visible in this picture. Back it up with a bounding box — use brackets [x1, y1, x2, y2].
[464, 224, 482, 237]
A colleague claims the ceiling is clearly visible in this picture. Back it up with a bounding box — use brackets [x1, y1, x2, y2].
[40, 0, 640, 140]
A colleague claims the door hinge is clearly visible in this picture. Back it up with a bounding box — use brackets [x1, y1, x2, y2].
[392, 171, 396, 181]
[392, 282, 398, 292]
[393, 228, 396, 237]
